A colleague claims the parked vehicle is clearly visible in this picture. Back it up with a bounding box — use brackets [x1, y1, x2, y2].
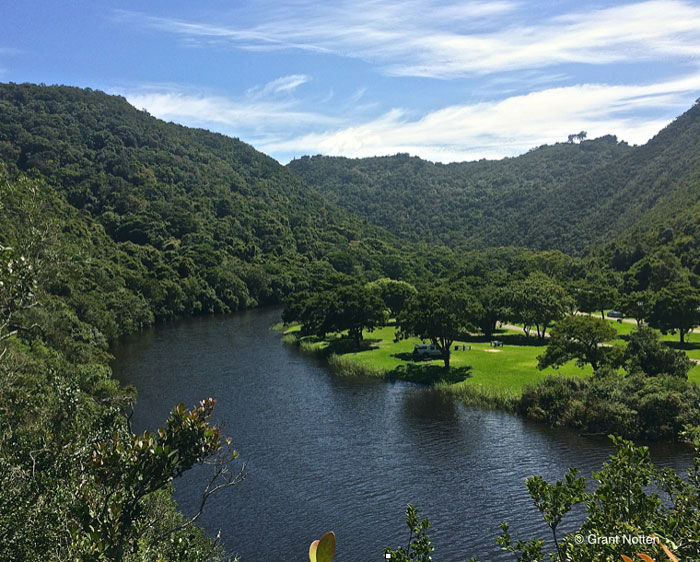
[412, 343, 446, 359]
[607, 310, 623, 318]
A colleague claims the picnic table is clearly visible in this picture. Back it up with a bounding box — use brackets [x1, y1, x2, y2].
[490, 340, 503, 347]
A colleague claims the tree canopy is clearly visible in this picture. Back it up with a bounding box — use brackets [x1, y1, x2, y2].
[396, 285, 478, 368]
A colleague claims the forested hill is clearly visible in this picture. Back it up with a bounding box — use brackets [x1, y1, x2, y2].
[287, 137, 632, 251]
[538, 100, 700, 257]
[0, 82, 428, 327]
[287, 103, 700, 256]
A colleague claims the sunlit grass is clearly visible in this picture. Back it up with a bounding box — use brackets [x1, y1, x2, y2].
[282, 315, 700, 391]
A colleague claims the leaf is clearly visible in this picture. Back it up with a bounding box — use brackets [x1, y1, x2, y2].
[659, 542, 679, 562]
[316, 531, 336, 562]
[636, 554, 654, 562]
[621, 556, 635, 562]
[309, 539, 319, 562]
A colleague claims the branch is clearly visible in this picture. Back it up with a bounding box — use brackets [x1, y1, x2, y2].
[150, 450, 246, 545]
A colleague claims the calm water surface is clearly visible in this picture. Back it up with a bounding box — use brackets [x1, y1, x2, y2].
[111, 308, 693, 562]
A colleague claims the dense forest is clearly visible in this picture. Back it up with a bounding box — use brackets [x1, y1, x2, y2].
[0, 83, 449, 327]
[2, 82, 700, 561]
[288, 138, 631, 251]
[288, 101, 700, 259]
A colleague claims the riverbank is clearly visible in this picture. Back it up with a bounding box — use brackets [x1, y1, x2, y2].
[282, 321, 700, 411]
[282, 324, 586, 409]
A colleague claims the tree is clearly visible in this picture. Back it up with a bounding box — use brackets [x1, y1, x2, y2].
[287, 281, 385, 348]
[566, 131, 587, 143]
[473, 282, 507, 340]
[572, 269, 619, 319]
[0, 246, 38, 358]
[509, 273, 571, 340]
[368, 278, 417, 319]
[648, 283, 700, 343]
[384, 505, 434, 562]
[80, 398, 242, 562]
[537, 315, 618, 372]
[496, 432, 700, 561]
[396, 285, 478, 368]
[623, 326, 693, 378]
[618, 289, 653, 327]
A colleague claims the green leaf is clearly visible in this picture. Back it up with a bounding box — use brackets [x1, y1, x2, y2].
[309, 531, 335, 562]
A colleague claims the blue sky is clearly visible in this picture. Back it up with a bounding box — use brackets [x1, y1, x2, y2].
[2, 1, 700, 163]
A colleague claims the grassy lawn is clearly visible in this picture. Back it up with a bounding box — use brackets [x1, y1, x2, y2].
[287, 324, 590, 402]
[285, 317, 700, 394]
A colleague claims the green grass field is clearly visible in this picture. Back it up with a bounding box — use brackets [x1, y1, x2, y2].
[284, 317, 700, 399]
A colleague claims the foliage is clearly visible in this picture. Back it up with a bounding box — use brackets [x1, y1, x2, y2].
[288, 138, 631, 253]
[507, 273, 570, 340]
[384, 505, 434, 562]
[496, 433, 700, 561]
[283, 277, 385, 347]
[368, 278, 418, 318]
[518, 374, 700, 440]
[572, 268, 619, 318]
[623, 326, 693, 378]
[76, 399, 241, 561]
[0, 169, 239, 561]
[396, 284, 478, 367]
[0, 82, 438, 325]
[537, 315, 618, 372]
[647, 282, 700, 343]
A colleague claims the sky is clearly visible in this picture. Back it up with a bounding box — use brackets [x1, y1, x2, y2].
[2, 0, 700, 163]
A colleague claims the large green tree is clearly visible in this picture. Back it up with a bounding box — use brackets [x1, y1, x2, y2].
[396, 285, 478, 368]
[648, 282, 700, 343]
[537, 315, 618, 372]
[287, 280, 386, 347]
[368, 278, 418, 319]
[497, 432, 700, 561]
[508, 273, 571, 340]
[623, 325, 693, 378]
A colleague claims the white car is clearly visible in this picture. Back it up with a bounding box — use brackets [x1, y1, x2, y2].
[413, 344, 446, 359]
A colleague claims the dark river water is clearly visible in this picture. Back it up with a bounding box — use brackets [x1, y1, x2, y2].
[110, 308, 694, 562]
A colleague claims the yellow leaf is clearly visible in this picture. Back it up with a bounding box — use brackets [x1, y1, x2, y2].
[309, 539, 319, 562]
[659, 542, 679, 562]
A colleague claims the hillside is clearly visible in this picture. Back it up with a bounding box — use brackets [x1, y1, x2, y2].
[0, 83, 432, 325]
[287, 103, 700, 258]
[287, 137, 631, 251]
[541, 101, 700, 260]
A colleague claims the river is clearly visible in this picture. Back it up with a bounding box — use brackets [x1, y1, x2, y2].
[110, 308, 693, 562]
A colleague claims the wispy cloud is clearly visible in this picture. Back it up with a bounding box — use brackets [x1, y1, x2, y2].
[258, 75, 700, 162]
[120, 83, 338, 146]
[247, 74, 311, 97]
[119, 1, 700, 78]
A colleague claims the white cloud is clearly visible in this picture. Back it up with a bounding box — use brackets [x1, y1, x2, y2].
[121, 87, 338, 145]
[258, 75, 700, 162]
[121, 1, 700, 78]
[247, 74, 311, 97]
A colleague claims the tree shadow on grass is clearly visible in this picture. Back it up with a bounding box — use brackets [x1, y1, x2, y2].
[387, 364, 472, 385]
[459, 330, 547, 348]
[494, 333, 547, 347]
[391, 352, 427, 361]
[665, 341, 700, 352]
[323, 337, 382, 357]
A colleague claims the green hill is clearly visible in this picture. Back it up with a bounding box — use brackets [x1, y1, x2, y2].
[287, 101, 700, 260]
[287, 137, 631, 251]
[0, 82, 427, 328]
